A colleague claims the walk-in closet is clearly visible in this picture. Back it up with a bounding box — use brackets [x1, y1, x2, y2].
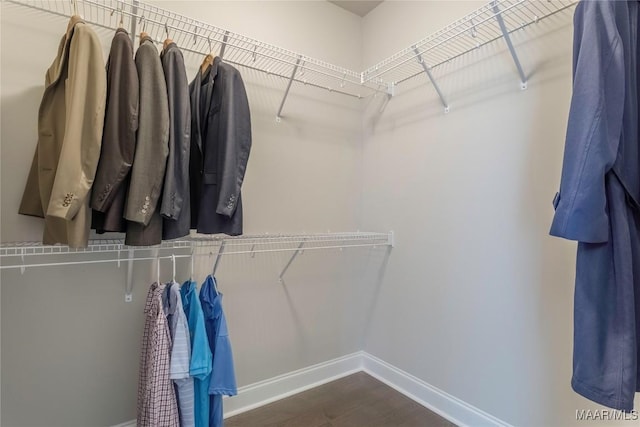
[2, 1, 640, 426]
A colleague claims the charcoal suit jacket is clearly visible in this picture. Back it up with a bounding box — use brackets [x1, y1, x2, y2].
[161, 42, 191, 241]
[189, 57, 251, 236]
[91, 28, 139, 234]
[125, 36, 169, 246]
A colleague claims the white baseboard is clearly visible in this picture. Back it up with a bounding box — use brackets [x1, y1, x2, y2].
[361, 352, 513, 427]
[112, 351, 510, 427]
[223, 351, 363, 417]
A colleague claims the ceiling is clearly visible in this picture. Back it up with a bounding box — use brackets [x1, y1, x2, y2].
[328, 1, 384, 17]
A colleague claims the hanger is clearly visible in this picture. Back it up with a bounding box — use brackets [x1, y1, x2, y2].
[111, 1, 124, 29]
[156, 255, 161, 285]
[139, 15, 148, 44]
[66, 0, 82, 35]
[171, 254, 176, 283]
[118, 1, 124, 28]
[190, 248, 195, 282]
[200, 36, 215, 74]
[163, 22, 173, 51]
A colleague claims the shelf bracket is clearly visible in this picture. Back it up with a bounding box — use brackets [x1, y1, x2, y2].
[219, 30, 230, 59]
[276, 55, 302, 122]
[125, 249, 134, 302]
[492, 1, 527, 90]
[279, 239, 306, 284]
[413, 47, 450, 113]
[212, 241, 226, 277]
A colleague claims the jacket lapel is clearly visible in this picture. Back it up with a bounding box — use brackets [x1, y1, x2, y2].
[190, 70, 204, 154]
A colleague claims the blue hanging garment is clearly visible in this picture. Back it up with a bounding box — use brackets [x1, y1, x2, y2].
[200, 275, 237, 426]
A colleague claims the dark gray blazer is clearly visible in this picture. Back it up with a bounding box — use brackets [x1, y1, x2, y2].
[189, 57, 251, 236]
[550, 0, 640, 412]
[160, 42, 191, 240]
[91, 28, 139, 233]
[125, 36, 169, 246]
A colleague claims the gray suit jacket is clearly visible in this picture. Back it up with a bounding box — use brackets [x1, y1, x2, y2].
[160, 42, 191, 240]
[189, 57, 251, 236]
[91, 28, 139, 233]
[125, 36, 169, 246]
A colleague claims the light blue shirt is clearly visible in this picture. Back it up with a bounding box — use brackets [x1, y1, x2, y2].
[181, 280, 213, 427]
[200, 276, 237, 427]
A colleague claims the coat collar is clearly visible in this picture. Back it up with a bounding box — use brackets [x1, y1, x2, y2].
[139, 34, 155, 45]
[46, 16, 85, 91]
[65, 15, 85, 40]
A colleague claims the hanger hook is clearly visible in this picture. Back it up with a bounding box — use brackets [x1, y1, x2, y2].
[207, 36, 212, 53]
[171, 254, 176, 282]
[156, 255, 161, 284]
[190, 248, 195, 280]
[139, 15, 146, 32]
[165, 22, 170, 40]
[71, 0, 77, 16]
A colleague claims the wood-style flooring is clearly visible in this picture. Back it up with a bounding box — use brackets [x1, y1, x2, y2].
[226, 372, 457, 427]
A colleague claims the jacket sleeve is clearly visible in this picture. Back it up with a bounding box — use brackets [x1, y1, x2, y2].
[549, 1, 624, 243]
[46, 25, 106, 220]
[91, 33, 139, 212]
[160, 48, 191, 220]
[216, 68, 251, 217]
[125, 42, 170, 226]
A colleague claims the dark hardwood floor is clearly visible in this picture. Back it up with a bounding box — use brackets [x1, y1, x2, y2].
[226, 372, 457, 427]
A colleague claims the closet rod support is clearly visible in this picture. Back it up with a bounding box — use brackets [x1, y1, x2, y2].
[129, 0, 139, 44]
[212, 241, 226, 276]
[279, 239, 306, 283]
[276, 55, 302, 122]
[125, 249, 134, 302]
[219, 30, 230, 59]
[492, 1, 527, 90]
[413, 47, 450, 113]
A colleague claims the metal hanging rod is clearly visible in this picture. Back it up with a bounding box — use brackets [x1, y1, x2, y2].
[0, 232, 394, 260]
[0, 232, 395, 302]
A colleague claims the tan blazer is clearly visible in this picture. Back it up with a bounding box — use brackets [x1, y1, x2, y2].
[19, 17, 107, 248]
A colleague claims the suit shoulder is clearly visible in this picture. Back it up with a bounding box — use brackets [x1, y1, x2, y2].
[74, 22, 102, 45]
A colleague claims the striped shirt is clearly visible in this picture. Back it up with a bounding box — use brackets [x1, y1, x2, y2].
[137, 282, 179, 427]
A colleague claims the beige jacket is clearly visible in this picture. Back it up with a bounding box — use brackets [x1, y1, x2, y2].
[19, 17, 107, 248]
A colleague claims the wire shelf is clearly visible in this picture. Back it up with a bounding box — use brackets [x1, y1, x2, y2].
[5, 0, 383, 99]
[0, 232, 393, 261]
[362, 0, 576, 87]
[5, 0, 576, 108]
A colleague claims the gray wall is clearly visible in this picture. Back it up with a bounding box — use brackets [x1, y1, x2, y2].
[0, 2, 379, 426]
[359, 1, 640, 426]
